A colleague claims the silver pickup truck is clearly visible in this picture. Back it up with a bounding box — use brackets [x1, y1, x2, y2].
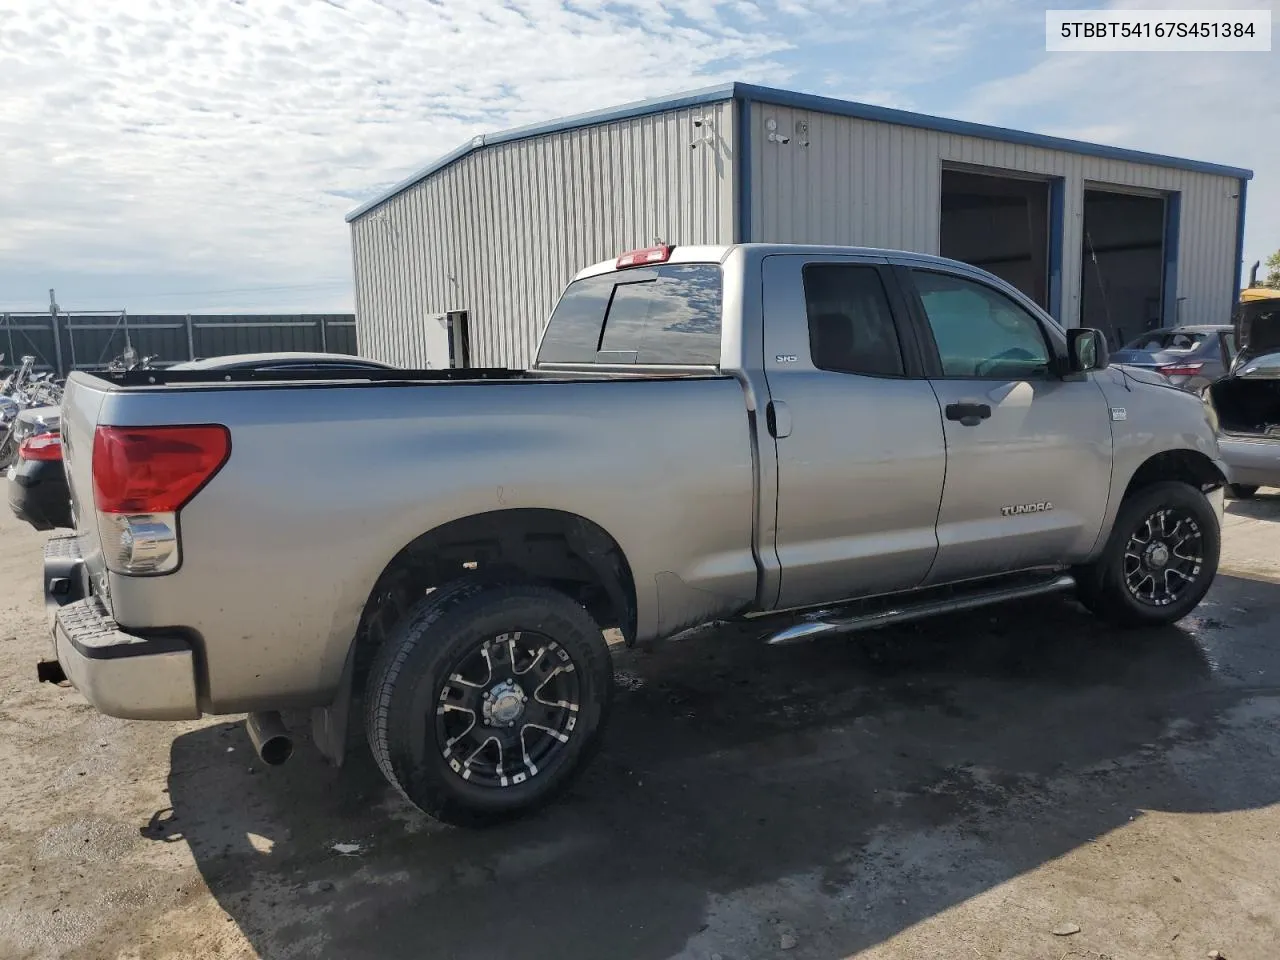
[38, 243, 1228, 826]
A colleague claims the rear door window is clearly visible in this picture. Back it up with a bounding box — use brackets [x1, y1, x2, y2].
[537, 264, 722, 366]
[802, 264, 906, 377]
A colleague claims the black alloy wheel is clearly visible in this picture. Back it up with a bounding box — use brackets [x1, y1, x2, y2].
[1074, 480, 1220, 627]
[364, 579, 613, 826]
[436, 631, 581, 788]
[1121, 506, 1204, 608]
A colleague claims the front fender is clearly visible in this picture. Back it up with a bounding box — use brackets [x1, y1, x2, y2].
[1085, 368, 1226, 560]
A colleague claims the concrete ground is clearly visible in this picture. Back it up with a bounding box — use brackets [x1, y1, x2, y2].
[1, 494, 1279, 960]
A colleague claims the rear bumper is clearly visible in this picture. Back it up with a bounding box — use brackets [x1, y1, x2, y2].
[1218, 435, 1280, 488]
[42, 533, 200, 720]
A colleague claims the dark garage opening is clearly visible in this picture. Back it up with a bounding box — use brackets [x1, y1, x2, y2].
[1080, 188, 1167, 350]
[940, 168, 1050, 309]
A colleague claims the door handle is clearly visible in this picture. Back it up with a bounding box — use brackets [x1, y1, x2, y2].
[766, 400, 792, 438]
[944, 401, 992, 427]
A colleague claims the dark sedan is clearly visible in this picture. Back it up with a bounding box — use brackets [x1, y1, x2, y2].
[7, 432, 66, 530]
[6, 352, 395, 531]
[1111, 325, 1235, 395]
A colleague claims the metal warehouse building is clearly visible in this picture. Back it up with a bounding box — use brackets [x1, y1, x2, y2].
[346, 82, 1251, 369]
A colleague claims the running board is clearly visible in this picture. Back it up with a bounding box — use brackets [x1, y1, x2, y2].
[763, 573, 1077, 645]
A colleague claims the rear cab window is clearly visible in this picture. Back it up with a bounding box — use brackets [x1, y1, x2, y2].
[537, 264, 723, 366]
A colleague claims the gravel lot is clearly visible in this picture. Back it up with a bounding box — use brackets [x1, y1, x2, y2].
[2, 494, 1279, 960]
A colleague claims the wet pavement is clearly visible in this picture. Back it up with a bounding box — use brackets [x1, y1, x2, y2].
[1, 495, 1279, 959]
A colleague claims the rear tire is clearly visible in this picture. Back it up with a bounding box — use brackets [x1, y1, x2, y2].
[364, 579, 613, 827]
[1227, 484, 1259, 500]
[1075, 481, 1219, 628]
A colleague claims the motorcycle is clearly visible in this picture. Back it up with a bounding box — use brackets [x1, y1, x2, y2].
[105, 348, 158, 372]
[1, 356, 65, 470]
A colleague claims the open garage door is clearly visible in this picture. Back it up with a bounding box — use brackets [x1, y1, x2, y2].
[940, 168, 1051, 309]
[1080, 188, 1168, 350]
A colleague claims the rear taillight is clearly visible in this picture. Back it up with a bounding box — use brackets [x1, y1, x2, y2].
[91, 425, 230, 575]
[1156, 361, 1204, 378]
[18, 432, 62, 462]
[92, 425, 230, 514]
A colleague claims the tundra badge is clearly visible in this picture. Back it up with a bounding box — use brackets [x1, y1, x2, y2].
[1002, 502, 1053, 517]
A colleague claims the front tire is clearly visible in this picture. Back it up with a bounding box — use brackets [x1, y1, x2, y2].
[364, 580, 613, 827]
[1075, 481, 1220, 628]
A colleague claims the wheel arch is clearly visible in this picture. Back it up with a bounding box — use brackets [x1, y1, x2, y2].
[359, 506, 636, 642]
[1080, 447, 1226, 568]
[1122, 448, 1227, 501]
[313, 508, 636, 766]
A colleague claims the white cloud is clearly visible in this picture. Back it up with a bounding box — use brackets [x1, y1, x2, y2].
[0, 0, 1273, 314]
[0, 0, 800, 310]
[958, 0, 1279, 276]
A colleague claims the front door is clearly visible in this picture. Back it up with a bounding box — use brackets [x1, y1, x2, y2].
[900, 266, 1114, 585]
[762, 255, 947, 610]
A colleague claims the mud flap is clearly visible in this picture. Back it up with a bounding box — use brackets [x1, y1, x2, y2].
[310, 641, 357, 767]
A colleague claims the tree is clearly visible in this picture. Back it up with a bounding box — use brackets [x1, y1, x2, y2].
[1266, 249, 1280, 288]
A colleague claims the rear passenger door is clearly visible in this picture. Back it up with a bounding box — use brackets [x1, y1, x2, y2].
[761, 255, 947, 610]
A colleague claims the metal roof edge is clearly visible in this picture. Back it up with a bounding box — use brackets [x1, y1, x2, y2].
[734, 82, 1254, 181]
[344, 82, 738, 223]
[344, 138, 483, 222]
[345, 79, 1253, 224]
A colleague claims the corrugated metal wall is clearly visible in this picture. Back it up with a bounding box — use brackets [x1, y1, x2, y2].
[351, 101, 737, 369]
[748, 103, 1241, 327]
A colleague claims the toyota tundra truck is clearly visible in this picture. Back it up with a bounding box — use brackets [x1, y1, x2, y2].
[37, 243, 1229, 826]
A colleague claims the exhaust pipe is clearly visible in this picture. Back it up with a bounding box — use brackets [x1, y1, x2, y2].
[246, 711, 293, 766]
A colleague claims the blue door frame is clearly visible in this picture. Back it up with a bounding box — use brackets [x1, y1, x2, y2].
[1047, 178, 1065, 323]
[1162, 192, 1181, 327]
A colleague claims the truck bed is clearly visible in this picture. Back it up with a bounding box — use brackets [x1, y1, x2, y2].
[59, 367, 763, 713]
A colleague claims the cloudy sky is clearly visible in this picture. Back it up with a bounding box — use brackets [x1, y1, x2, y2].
[0, 0, 1275, 313]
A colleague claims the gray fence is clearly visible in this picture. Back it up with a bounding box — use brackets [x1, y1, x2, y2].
[1, 311, 358, 376]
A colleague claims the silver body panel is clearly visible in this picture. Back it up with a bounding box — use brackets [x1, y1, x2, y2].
[924, 376, 1113, 584]
[1219, 435, 1280, 488]
[66, 374, 758, 713]
[54, 244, 1228, 718]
